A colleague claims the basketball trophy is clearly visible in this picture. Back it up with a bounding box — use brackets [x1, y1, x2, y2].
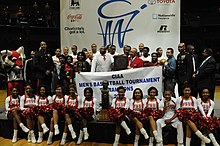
[98, 80, 111, 121]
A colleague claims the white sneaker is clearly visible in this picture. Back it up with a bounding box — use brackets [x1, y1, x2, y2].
[47, 137, 52, 145]
[113, 141, 119, 146]
[31, 132, 36, 143]
[54, 128, 60, 135]
[77, 138, 82, 145]
[125, 129, 131, 135]
[201, 141, 206, 146]
[201, 136, 211, 143]
[37, 136, 43, 143]
[21, 126, 29, 133]
[60, 139, 66, 145]
[27, 132, 31, 142]
[12, 135, 17, 143]
[177, 143, 184, 146]
[71, 131, 76, 139]
[84, 132, 89, 140]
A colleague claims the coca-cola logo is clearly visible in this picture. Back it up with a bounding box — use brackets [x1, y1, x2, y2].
[67, 14, 82, 22]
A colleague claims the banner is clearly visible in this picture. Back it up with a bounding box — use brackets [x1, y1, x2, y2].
[61, 0, 180, 56]
[75, 66, 163, 102]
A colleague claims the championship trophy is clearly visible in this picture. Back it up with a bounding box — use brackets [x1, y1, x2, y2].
[98, 80, 111, 121]
[113, 55, 128, 71]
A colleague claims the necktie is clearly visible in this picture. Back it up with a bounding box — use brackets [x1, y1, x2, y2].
[103, 55, 106, 61]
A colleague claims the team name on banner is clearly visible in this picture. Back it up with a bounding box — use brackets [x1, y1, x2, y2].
[76, 66, 163, 103]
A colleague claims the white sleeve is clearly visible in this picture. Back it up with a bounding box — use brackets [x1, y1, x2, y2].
[207, 100, 214, 117]
[197, 99, 206, 117]
[91, 55, 97, 72]
[5, 97, 10, 111]
[20, 96, 26, 110]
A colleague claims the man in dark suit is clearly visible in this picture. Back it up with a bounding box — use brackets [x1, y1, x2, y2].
[33, 41, 54, 95]
[187, 44, 199, 97]
[193, 48, 216, 100]
[176, 43, 193, 96]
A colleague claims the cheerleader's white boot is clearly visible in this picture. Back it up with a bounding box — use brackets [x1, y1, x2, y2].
[113, 134, 120, 146]
[140, 128, 149, 139]
[83, 127, 89, 140]
[37, 132, 43, 143]
[134, 135, 140, 146]
[47, 131, 53, 145]
[195, 130, 210, 143]
[12, 130, 18, 143]
[60, 132, 67, 145]
[209, 133, 220, 146]
[201, 141, 206, 146]
[120, 121, 131, 135]
[77, 130, 83, 145]
[27, 131, 31, 142]
[30, 130, 36, 143]
[149, 137, 154, 146]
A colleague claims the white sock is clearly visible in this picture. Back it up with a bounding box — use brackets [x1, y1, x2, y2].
[209, 133, 220, 146]
[134, 134, 140, 146]
[153, 130, 162, 143]
[19, 123, 29, 133]
[140, 128, 149, 139]
[195, 130, 203, 137]
[41, 123, 49, 134]
[114, 134, 120, 143]
[37, 132, 43, 143]
[68, 124, 76, 139]
[149, 137, 154, 146]
[54, 124, 60, 135]
[83, 127, 89, 140]
[120, 121, 131, 135]
[30, 130, 36, 143]
[60, 132, 67, 145]
[186, 137, 191, 146]
[47, 132, 53, 145]
[12, 129, 18, 143]
[77, 130, 83, 145]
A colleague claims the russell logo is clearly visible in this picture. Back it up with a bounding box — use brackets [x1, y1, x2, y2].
[157, 25, 170, 33]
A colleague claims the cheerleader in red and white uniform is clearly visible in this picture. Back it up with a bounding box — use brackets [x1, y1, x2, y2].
[176, 85, 210, 146]
[156, 90, 184, 146]
[129, 88, 149, 146]
[144, 86, 162, 146]
[197, 88, 219, 146]
[5, 87, 29, 142]
[47, 85, 67, 145]
[35, 86, 51, 143]
[77, 87, 99, 144]
[108, 86, 130, 146]
[20, 84, 38, 143]
[60, 84, 77, 145]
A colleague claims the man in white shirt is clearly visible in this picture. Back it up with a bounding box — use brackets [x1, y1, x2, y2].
[91, 46, 113, 72]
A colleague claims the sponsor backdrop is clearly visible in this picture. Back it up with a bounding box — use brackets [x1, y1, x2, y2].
[75, 66, 163, 102]
[60, 0, 180, 56]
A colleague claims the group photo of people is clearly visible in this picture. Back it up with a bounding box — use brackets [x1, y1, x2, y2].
[1, 40, 220, 146]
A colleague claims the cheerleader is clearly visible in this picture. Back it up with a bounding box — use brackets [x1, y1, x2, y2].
[77, 87, 99, 144]
[197, 88, 219, 146]
[5, 87, 29, 142]
[20, 84, 38, 143]
[108, 86, 131, 146]
[156, 90, 184, 146]
[60, 84, 77, 145]
[144, 86, 162, 146]
[35, 86, 51, 143]
[47, 85, 67, 145]
[176, 84, 210, 146]
[129, 88, 149, 146]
